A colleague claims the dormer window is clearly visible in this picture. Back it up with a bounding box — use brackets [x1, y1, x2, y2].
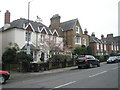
[76, 26, 80, 33]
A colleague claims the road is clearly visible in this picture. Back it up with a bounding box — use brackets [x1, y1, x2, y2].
[2, 62, 120, 89]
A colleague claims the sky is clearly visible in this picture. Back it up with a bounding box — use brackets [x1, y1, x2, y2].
[0, 0, 119, 38]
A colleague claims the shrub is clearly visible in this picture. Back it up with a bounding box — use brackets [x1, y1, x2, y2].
[104, 55, 109, 61]
[49, 54, 72, 62]
[99, 56, 105, 62]
[95, 55, 108, 62]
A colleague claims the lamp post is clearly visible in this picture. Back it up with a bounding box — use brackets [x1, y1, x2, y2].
[26, 1, 31, 54]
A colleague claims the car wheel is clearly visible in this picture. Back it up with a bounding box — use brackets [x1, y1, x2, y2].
[78, 66, 81, 69]
[89, 63, 93, 68]
[0, 75, 6, 84]
[97, 63, 100, 67]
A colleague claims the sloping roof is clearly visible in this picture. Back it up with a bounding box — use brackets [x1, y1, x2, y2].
[60, 19, 78, 31]
[114, 36, 120, 44]
[22, 44, 38, 50]
[90, 36, 103, 44]
[1, 18, 52, 35]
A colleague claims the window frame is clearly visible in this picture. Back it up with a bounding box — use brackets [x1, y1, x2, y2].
[76, 26, 80, 34]
[75, 37, 81, 45]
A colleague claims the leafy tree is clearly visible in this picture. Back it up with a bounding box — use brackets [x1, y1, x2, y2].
[74, 46, 87, 55]
[2, 47, 17, 64]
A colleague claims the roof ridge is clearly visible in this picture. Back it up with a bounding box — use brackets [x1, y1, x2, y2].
[60, 18, 78, 24]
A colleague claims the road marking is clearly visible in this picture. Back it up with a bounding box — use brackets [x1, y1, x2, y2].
[54, 81, 76, 88]
[111, 67, 118, 70]
[89, 71, 107, 78]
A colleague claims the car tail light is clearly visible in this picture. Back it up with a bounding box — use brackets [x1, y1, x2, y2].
[85, 59, 88, 62]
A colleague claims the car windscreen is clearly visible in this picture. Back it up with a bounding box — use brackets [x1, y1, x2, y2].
[108, 57, 116, 59]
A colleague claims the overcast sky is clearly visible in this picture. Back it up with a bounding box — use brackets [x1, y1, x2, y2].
[0, 0, 119, 38]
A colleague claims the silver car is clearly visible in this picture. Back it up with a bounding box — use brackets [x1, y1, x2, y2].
[107, 56, 119, 63]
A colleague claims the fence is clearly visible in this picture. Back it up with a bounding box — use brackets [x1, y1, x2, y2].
[38, 59, 76, 71]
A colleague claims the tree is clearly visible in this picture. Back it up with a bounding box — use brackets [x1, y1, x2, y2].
[74, 46, 87, 55]
[16, 51, 33, 72]
[2, 47, 17, 70]
[2, 47, 17, 64]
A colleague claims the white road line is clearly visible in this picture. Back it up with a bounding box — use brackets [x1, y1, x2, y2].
[89, 71, 107, 78]
[54, 81, 76, 88]
[111, 67, 118, 70]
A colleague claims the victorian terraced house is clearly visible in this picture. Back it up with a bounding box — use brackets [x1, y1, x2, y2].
[0, 11, 63, 63]
[89, 33, 119, 56]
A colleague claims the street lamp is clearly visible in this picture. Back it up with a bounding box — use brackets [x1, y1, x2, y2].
[26, 1, 32, 54]
[26, 0, 36, 54]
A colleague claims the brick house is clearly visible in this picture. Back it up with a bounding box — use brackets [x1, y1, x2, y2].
[49, 14, 89, 54]
[104, 34, 119, 55]
[89, 33, 105, 56]
[90, 33, 119, 56]
[0, 11, 63, 63]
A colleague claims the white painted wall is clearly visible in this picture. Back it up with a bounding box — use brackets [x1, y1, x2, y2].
[2, 29, 15, 53]
[14, 28, 26, 49]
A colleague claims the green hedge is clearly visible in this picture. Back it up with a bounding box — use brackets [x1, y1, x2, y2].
[49, 54, 72, 62]
[95, 55, 109, 62]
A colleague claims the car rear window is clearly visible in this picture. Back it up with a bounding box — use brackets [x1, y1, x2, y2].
[77, 57, 85, 60]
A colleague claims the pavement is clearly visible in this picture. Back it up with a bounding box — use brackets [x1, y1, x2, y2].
[10, 66, 78, 80]
[9, 62, 106, 80]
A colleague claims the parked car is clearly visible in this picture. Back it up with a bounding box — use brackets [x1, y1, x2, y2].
[0, 71, 10, 84]
[107, 56, 119, 63]
[117, 56, 120, 62]
[76, 55, 100, 69]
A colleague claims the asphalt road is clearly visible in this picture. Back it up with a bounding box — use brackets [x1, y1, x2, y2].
[2, 62, 120, 89]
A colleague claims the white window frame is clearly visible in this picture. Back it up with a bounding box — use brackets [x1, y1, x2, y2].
[97, 43, 99, 50]
[82, 38, 86, 46]
[75, 37, 81, 45]
[111, 45, 113, 50]
[114, 45, 116, 51]
[101, 44, 103, 51]
[117, 45, 119, 51]
[76, 26, 80, 34]
[104, 44, 106, 50]
[40, 34, 45, 43]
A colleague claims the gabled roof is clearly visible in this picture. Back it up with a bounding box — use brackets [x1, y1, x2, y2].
[114, 36, 120, 44]
[102, 36, 119, 45]
[1, 18, 52, 35]
[60, 18, 78, 31]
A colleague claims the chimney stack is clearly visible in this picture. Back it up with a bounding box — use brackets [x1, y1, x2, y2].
[107, 34, 113, 40]
[84, 28, 88, 35]
[91, 32, 95, 37]
[5, 10, 10, 24]
[101, 34, 104, 39]
[49, 14, 61, 29]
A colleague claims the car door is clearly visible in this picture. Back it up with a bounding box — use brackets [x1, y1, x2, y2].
[89, 56, 97, 65]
